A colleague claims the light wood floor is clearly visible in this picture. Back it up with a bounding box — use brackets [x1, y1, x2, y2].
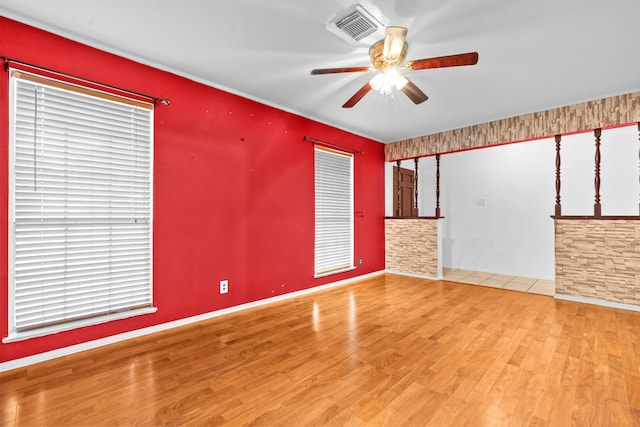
[2, 273, 640, 426]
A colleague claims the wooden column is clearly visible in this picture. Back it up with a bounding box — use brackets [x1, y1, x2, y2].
[435, 153, 441, 217]
[594, 128, 602, 217]
[395, 159, 401, 216]
[638, 122, 640, 215]
[413, 158, 419, 216]
[554, 134, 562, 216]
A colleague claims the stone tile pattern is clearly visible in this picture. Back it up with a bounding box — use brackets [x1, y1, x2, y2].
[385, 219, 439, 277]
[385, 91, 640, 161]
[555, 219, 640, 305]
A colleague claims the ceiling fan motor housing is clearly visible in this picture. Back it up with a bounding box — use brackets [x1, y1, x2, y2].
[369, 39, 408, 70]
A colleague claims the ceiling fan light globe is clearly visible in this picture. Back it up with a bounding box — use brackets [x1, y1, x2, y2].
[369, 73, 384, 92]
[370, 69, 408, 95]
[386, 68, 408, 90]
[394, 75, 408, 90]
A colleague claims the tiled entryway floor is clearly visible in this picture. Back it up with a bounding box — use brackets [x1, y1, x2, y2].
[443, 268, 555, 296]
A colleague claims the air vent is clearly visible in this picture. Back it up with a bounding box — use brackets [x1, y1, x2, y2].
[335, 11, 377, 41]
[327, 2, 387, 46]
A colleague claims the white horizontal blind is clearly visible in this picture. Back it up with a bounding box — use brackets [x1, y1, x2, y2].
[314, 146, 354, 276]
[9, 70, 153, 334]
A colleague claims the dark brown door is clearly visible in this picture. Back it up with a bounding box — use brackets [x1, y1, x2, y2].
[393, 166, 415, 217]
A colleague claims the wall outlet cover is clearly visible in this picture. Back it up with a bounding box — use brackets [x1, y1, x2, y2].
[220, 279, 229, 294]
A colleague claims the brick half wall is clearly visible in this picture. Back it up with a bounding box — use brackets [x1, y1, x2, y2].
[555, 219, 640, 306]
[385, 219, 441, 278]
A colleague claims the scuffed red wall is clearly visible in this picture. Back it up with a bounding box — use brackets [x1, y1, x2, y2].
[0, 17, 385, 363]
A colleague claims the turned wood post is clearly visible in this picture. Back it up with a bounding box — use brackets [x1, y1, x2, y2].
[413, 157, 419, 216]
[395, 159, 401, 216]
[555, 135, 562, 216]
[594, 128, 602, 217]
[435, 153, 441, 217]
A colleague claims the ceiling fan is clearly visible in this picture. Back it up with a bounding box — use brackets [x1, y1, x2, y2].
[311, 26, 479, 108]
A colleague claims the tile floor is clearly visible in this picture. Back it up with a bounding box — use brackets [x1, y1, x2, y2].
[442, 268, 555, 296]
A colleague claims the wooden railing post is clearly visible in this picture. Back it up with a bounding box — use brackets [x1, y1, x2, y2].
[395, 159, 401, 217]
[594, 128, 602, 217]
[435, 153, 441, 217]
[555, 135, 562, 216]
[413, 157, 419, 216]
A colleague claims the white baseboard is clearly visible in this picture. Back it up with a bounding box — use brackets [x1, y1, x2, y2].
[554, 293, 640, 312]
[385, 269, 442, 281]
[0, 270, 385, 373]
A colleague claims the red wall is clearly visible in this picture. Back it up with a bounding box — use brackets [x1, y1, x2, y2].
[0, 17, 385, 363]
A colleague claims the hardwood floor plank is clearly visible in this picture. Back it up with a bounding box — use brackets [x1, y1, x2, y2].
[3, 273, 640, 426]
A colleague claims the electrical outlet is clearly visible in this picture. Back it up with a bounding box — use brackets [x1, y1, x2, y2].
[358, 257, 363, 266]
[220, 279, 228, 294]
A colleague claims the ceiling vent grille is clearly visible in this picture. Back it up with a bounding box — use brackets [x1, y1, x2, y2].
[336, 11, 377, 41]
[327, 2, 387, 46]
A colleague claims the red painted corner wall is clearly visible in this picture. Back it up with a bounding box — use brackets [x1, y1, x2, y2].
[0, 17, 385, 363]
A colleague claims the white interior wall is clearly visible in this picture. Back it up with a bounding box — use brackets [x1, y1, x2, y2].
[418, 156, 437, 216]
[439, 138, 556, 278]
[384, 124, 639, 279]
[600, 126, 639, 215]
[384, 161, 394, 216]
[384, 159, 420, 216]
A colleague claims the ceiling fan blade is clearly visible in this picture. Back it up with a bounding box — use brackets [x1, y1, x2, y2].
[405, 52, 479, 70]
[401, 79, 428, 105]
[311, 66, 371, 75]
[342, 82, 372, 108]
[383, 26, 408, 62]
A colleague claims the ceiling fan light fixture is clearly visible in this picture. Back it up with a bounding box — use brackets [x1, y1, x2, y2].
[369, 68, 408, 94]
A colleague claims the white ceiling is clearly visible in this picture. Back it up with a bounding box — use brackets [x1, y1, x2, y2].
[1, 0, 639, 143]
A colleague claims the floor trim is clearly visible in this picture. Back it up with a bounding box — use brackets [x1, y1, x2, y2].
[0, 270, 385, 373]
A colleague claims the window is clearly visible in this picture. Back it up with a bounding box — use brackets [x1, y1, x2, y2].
[5, 70, 155, 341]
[314, 146, 354, 277]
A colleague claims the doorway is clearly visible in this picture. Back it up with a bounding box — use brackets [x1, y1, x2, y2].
[392, 166, 416, 217]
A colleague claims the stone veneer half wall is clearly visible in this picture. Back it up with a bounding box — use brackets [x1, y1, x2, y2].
[555, 219, 640, 306]
[385, 91, 640, 161]
[385, 218, 441, 278]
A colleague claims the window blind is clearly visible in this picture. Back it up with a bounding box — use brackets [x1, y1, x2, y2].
[9, 70, 154, 335]
[314, 146, 354, 276]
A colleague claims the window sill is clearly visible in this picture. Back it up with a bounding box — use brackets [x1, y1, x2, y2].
[3, 306, 158, 343]
[314, 266, 356, 279]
